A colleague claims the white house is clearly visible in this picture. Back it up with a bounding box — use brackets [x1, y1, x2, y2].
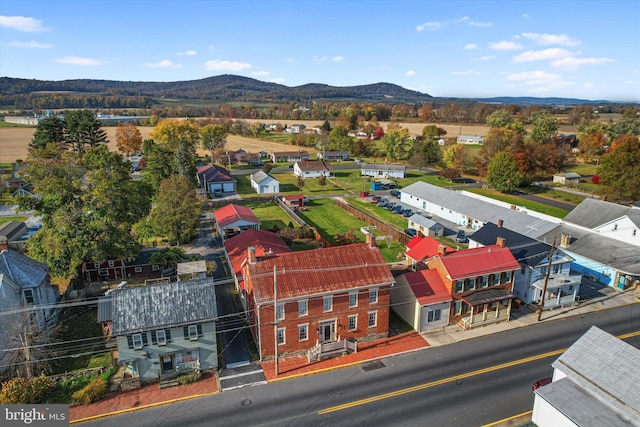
[250, 171, 280, 194]
[289, 124, 306, 134]
[456, 135, 483, 145]
[532, 326, 640, 426]
[360, 164, 407, 179]
[294, 160, 333, 179]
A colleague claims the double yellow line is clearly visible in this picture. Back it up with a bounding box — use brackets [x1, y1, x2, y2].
[318, 330, 640, 415]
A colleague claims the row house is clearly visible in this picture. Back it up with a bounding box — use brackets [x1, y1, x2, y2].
[243, 238, 395, 361]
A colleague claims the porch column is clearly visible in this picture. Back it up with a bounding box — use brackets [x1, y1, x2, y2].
[507, 300, 512, 319]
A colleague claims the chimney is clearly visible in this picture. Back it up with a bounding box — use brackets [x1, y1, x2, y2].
[497, 219, 504, 228]
[560, 233, 571, 248]
[366, 233, 376, 248]
[496, 237, 506, 248]
[248, 247, 257, 264]
[0, 239, 8, 252]
[438, 244, 447, 256]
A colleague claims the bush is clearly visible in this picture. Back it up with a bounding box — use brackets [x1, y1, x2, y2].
[177, 371, 201, 385]
[0, 375, 57, 404]
[71, 377, 107, 405]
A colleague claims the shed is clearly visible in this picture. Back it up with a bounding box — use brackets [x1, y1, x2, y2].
[553, 173, 581, 185]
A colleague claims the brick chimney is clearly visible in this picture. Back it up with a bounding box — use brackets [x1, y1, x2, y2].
[560, 232, 571, 248]
[366, 233, 376, 248]
[496, 237, 506, 248]
[0, 240, 8, 252]
[438, 244, 447, 256]
[248, 247, 257, 264]
[497, 219, 504, 228]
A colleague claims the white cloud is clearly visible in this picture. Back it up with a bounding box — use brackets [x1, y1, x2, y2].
[204, 59, 251, 71]
[144, 60, 182, 68]
[406, 70, 416, 76]
[474, 55, 496, 61]
[8, 40, 51, 48]
[488, 40, 523, 51]
[250, 70, 270, 76]
[512, 48, 573, 62]
[0, 15, 48, 32]
[506, 70, 573, 87]
[332, 56, 345, 62]
[313, 55, 328, 62]
[416, 21, 441, 31]
[452, 70, 481, 76]
[469, 21, 492, 27]
[521, 32, 580, 47]
[550, 56, 614, 70]
[464, 43, 477, 50]
[54, 56, 105, 66]
[177, 50, 197, 56]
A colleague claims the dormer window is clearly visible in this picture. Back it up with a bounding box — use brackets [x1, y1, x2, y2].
[23, 289, 34, 304]
[188, 324, 198, 340]
[132, 333, 143, 349]
[157, 330, 167, 346]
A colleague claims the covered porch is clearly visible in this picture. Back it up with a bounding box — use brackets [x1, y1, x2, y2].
[157, 349, 201, 388]
[532, 274, 582, 310]
[457, 289, 515, 331]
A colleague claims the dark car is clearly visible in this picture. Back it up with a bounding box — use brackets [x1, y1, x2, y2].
[393, 205, 404, 214]
[404, 228, 417, 237]
[532, 377, 552, 391]
[385, 202, 396, 211]
[377, 198, 388, 208]
[402, 209, 413, 217]
[390, 189, 401, 198]
[456, 230, 467, 243]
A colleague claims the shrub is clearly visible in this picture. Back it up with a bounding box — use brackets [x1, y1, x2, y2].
[71, 377, 107, 405]
[177, 371, 201, 385]
[0, 375, 57, 404]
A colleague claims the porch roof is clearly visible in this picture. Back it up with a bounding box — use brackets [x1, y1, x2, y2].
[532, 274, 582, 291]
[460, 288, 516, 306]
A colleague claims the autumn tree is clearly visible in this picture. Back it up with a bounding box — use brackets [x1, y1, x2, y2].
[201, 124, 228, 160]
[150, 119, 200, 151]
[609, 107, 640, 140]
[487, 151, 524, 193]
[528, 110, 559, 144]
[142, 142, 176, 191]
[421, 125, 441, 139]
[442, 144, 466, 177]
[29, 116, 65, 150]
[63, 110, 108, 155]
[418, 104, 434, 122]
[578, 131, 606, 163]
[597, 135, 640, 202]
[382, 122, 412, 160]
[410, 139, 442, 171]
[150, 175, 201, 244]
[328, 125, 353, 151]
[115, 122, 143, 156]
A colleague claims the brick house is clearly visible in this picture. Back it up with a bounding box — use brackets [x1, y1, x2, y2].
[243, 238, 395, 361]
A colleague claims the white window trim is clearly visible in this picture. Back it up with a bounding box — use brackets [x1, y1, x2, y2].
[152, 264, 160, 271]
[157, 329, 167, 346]
[94, 262, 100, 268]
[188, 324, 198, 341]
[298, 300, 308, 317]
[134, 266, 143, 273]
[368, 311, 378, 328]
[298, 323, 309, 342]
[323, 295, 333, 312]
[349, 291, 358, 308]
[132, 333, 143, 349]
[276, 303, 285, 321]
[369, 288, 378, 304]
[348, 314, 357, 331]
[108, 260, 115, 267]
[277, 327, 286, 346]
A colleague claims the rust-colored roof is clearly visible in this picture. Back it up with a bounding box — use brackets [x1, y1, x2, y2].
[249, 243, 394, 303]
[403, 270, 452, 305]
[283, 194, 304, 201]
[438, 245, 520, 279]
[197, 164, 235, 183]
[224, 229, 290, 291]
[214, 204, 260, 228]
[406, 236, 455, 261]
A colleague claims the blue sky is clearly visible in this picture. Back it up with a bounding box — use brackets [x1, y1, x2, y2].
[1, 0, 639, 101]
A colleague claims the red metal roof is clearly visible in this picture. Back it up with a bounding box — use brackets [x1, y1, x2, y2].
[248, 243, 394, 303]
[403, 270, 452, 305]
[439, 245, 520, 279]
[283, 194, 304, 201]
[224, 229, 290, 291]
[405, 236, 422, 249]
[214, 204, 260, 228]
[406, 236, 455, 262]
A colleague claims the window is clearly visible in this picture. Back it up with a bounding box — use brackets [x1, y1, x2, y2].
[134, 267, 143, 273]
[453, 301, 463, 315]
[613, 224, 618, 231]
[427, 309, 441, 322]
[277, 327, 285, 345]
[323, 295, 333, 312]
[298, 300, 308, 317]
[108, 260, 115, 267]
[298, 324, 308, 341]
[369, 288, 378, 304]
[94, 262, 100, 268]
[132, 333, 144, 350]
[349, 291, 358, 308]
[276, 303, 284, 321]
[152, 264, 160, 271]
[188, 325, 198, 341]
[633, 229, 637, 236]
[156, 329, 167, 345]
[23, 289, 34, 304]
[348, 315, 357, 331]
[368, 311, 377, 328]
[455, 280, 463, 293]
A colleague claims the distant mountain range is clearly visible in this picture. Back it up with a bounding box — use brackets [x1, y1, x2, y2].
[0, 74, 613, 106]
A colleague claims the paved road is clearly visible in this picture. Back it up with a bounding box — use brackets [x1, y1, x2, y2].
[83, 304, 640, 427]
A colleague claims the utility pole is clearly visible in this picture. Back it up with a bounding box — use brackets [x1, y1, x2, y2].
[273, 265, 278, 376]
[538, 236, 557, 321]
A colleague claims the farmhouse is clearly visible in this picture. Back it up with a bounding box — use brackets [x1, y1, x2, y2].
[293, 160, 333, 179]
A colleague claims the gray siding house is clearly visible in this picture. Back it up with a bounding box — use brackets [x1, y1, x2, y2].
[108, 279, 218, 386]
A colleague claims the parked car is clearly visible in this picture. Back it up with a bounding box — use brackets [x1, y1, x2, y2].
[377, 199, 388, 208]
[390, 189, 401, 198]
[354, 158, 363, 163]
[393, 205, 404, 214]
[402, 209, 413, 217]
[371, 196, 381, 204]
[456, 230, 467, 243]
[532, 377, 552, 391]
[404, 228, 417, 237]
[213, 189, 223, 198]
[385, 202, 396, 211]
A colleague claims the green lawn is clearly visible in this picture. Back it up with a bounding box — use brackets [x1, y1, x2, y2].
[0, 216, 28, 226]
[347, 197, 408, 229]
[242, 199, 299, 230]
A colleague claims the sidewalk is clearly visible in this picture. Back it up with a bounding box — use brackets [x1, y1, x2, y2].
[69, 286, 638, 423]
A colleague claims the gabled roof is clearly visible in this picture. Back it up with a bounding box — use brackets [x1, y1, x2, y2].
[436, 245, 520, 279]
[361, 164, 407, 171]
[283, 194, 304, 201]
[470, 222, 556, 267]
[563, 198, 640, 229]
[401, 182, 560, 239]
[555, 172, 581, 179]
[197, 164, 236, 183]
[214, 204, 260, 228]
[0, 249, 49, 289]
[110, 278, 217, 335]
[406, 236, 455, 262]
[408, 214, 443, 230]
[538, 326, 640, 425]
[403, 270, 451, 305]
[295, 160, 333, 171]
[0, 221, 27, 241]
[248, 243, 394, 303]
[251, 170, 276, 184]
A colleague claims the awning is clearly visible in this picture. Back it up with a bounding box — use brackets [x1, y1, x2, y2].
[460, 289, 516, 306]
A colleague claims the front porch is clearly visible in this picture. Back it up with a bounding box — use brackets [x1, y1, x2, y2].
[532, 274, 581, 310]
[157, 351, 201, 388]
[307, 337, 357, 362]
[456, 288, 515, 331]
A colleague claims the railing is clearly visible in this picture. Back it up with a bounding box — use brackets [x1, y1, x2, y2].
[460, 311, 510, 331]
[158, 360, 200, 380]
[308, 338, 357, 362]
[541, 294, 578, 310]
